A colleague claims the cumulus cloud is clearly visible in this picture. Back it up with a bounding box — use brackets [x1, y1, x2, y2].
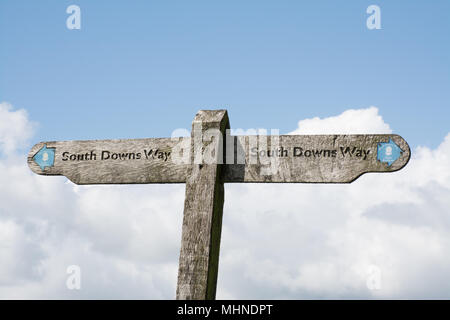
[0, 102, 35, 155]
[290, 106, 392, 134]
[0, 103, 449, 299]
[218, 108, 450, 299]
[0, 102, 183, 299]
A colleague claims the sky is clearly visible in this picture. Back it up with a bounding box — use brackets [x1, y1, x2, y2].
[1, 1, 449, 147]
[0, 1, 449, 299]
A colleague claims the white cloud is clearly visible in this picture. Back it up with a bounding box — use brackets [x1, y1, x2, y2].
[290, 106, 392, 134]
[0, 102, 35, 154]
[0, 102, 183, 299]
[218, 108, 450, 299]
[1, 104, 449, 299]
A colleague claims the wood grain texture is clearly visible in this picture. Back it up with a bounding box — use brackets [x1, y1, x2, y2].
[176, 110, 229, 300]
[224, 134, 410, 183]
[28, 134, 410, 184]
[27, 137, 188, 184]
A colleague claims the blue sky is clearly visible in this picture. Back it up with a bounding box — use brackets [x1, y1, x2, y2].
[1, 1, 449, 148]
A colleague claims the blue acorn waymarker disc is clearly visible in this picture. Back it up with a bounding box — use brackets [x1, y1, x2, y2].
[377, 138, 404, 166]
[32, 144, 55, 171]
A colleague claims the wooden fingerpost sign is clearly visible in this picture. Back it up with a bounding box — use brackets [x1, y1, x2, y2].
[27, 109, 411, 300]
[176, 110, 229, 300]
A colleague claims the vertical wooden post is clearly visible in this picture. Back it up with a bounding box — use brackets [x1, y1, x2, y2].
[176, 110, 230, 300]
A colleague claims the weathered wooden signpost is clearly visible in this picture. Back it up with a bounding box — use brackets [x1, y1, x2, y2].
[28, 110, 410, 300]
